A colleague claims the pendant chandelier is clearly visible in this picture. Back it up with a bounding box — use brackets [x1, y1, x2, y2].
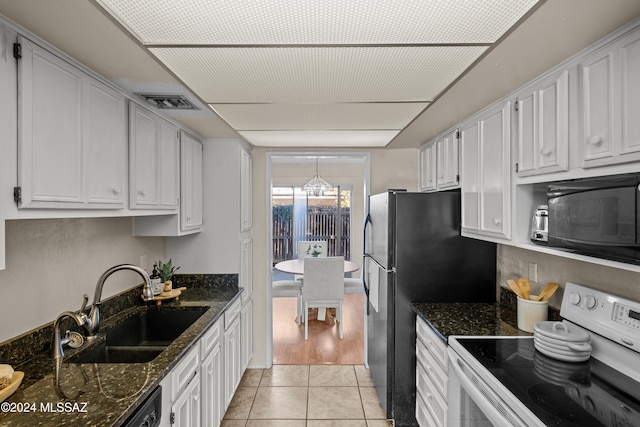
[303, 158, 333, 196]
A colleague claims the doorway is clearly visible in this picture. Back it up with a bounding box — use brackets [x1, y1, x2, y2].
[267, 153, 370, 367]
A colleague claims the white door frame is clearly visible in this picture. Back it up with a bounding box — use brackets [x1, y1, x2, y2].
[265, 151, 370, 368]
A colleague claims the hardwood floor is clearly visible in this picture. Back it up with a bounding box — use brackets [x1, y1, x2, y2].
[272, 294, 365, 365]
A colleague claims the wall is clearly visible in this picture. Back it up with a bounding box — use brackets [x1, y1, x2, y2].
[0, 218, 165, 342]
[250, 147, 419, 367]
[497, 245, 640, 309]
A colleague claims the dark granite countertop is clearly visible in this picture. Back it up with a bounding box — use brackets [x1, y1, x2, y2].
[412, 288, 561, 344]
[413, 302, 528, 343]
[0, 274, 240, 427]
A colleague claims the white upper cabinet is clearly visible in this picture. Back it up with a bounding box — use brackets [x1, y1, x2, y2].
[460, 101, 511, 242]
[419, 129, 459, 192]
[419, 143, 437, 192]
[580, 27, 640, 167]
[181, 131, 203, 232]
[240, 146, 252, 232]
[129, 101, 179, 210]
[16, 36, 126, 209]
[133, 130, 203, 236]
[436, 129, 460, 190]
[515, 70, 569, 176]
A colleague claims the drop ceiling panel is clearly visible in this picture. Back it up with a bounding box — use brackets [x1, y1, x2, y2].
[211, 103, 428, 130]
[238, 130, 399, 147]
[149, 46, 488, 103]
[97, 0, 538, 45]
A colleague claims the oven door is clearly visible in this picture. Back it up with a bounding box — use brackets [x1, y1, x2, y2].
[447, 347, 537, 427]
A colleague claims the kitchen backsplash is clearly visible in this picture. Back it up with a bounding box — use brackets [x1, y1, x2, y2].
[497, 245, 640, 308]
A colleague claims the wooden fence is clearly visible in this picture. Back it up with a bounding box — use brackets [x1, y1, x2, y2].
[273, 206, 351, 263]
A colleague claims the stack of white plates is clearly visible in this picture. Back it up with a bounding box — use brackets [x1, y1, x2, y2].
[533, 321, 592, 362]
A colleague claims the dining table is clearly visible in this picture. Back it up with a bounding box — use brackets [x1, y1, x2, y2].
[274, 258, 360, 323]
[274, 258, 360, 275]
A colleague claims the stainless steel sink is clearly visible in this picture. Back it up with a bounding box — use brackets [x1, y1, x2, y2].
[71, 307, 209, 363]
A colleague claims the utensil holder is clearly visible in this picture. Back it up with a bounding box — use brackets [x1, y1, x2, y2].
[517, 296, 548, 333]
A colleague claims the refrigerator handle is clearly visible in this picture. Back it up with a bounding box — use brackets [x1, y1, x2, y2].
[362, 213, 372, 316]
[363, 213, 371, 255]
[362, 256, 370, 315]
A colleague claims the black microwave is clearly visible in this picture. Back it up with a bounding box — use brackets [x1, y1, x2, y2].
[545, 173, 640, 265]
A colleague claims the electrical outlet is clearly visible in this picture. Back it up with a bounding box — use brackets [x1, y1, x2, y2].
[140, 254, 148, 270]
[528, 262, 538, 283]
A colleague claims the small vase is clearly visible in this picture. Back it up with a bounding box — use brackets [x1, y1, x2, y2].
[163, 280, 172, 293]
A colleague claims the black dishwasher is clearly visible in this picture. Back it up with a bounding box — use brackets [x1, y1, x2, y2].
[122, 386, 162, 427]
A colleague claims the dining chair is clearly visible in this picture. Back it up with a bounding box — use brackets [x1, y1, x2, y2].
[295, 240, 327, 281]
[344, 268, 364, 294]
[272, 279, 303, 325]
[301, 256, 345, 340]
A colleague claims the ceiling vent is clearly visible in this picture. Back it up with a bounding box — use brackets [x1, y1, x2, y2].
[136, 93, 199, 110]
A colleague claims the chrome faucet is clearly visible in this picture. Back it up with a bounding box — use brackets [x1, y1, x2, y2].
[84, 264, 154, 340]
[53, 310, 87, 399]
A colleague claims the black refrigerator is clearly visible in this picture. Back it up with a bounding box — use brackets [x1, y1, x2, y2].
[363, 190, 496, 426]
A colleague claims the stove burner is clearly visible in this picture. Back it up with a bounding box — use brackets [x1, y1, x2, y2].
[527, 384, 604, 426]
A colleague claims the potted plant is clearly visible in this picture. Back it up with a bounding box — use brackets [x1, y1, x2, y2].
[157, 259, 180, 293]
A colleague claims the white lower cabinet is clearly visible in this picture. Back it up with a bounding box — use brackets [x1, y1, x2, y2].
[159, 300, 248, 427]
[159, 345, 200, 427]
[201, 321, 224, 427]
[224, 299, 243, 410]
[241, 298, 253, 372]
[416, 318, 448, 427]
[172, 373, 201, 427]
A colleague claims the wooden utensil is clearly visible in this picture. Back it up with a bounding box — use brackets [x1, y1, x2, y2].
[518, 277, 531, 300]
[536, 282, 559, 302]
[507, 279, 524, 299]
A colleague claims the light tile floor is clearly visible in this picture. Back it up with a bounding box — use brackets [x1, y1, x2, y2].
[222, 365, 393, 427]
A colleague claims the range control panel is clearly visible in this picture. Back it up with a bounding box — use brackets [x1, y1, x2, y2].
[561, 282, 640, 352]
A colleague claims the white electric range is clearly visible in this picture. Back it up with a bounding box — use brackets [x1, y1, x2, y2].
[447, 282, 640, 427]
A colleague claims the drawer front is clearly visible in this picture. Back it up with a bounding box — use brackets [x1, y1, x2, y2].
[200, 319, 221, 359]
[171, 345, 200, 401]
[224, 298, 242, 329]
[416, 390, 440, 427]
[416, 318, 448, 370]
[416, 360, 448, 427]
[416, 338, 448, 399]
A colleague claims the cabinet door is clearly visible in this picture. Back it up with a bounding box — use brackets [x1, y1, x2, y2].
[479, 102, 511, 238]
[201, 343, 223, 427]
[241, 298, 253, 372]
[516, 70, 569, 176]
[619, 29, 640, 159]
[460, 102, 511, 241]
[18, 37, 83, 207]
[85, 77, 126, 206]
[419, 143, 437, 192]
[158, 120, 179, 208]
[240, 237, 253, 301]
[580, 47, 615, 164]
[460, 121, 480, 231]
[130, 102, 179, 210]
[181, 132, 203, 231]
[172, 375, 201, 427]
[436, 129, 459, 189]
[240, 147, 252, 232]
[130, 104, 159, 207]
[224, 317, 242, 409]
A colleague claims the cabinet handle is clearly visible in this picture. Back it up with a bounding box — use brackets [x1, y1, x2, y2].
[588, 135, 603, 146]
[112, 187, 121, 195]
[493, 218, 502, 225]
[540, 148, 552, 156]
[138, 189, 146, 196]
